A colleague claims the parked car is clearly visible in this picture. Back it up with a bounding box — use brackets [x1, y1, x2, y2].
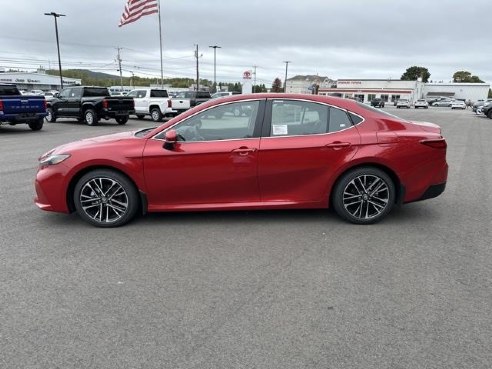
[472, 99, 492, 112]
[432, 99, 453, 107]
[175, 90, 211, 107]
[414, 99, 429, 109]
[451, 100, 466, 110]
[0, 84, 47, 131]
[30, 89, 45, 95]
[211, 91, 241, 99]
[482, 101, 492, 119]
[370, 98, 385, 108]
[127, 88, 190, 121]
[396, 99, 411, 108]
[35, 94, 448, 227]
[46, 86, 135, 125]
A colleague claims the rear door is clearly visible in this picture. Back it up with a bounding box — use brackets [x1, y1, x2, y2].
[258, 99, 360, 203]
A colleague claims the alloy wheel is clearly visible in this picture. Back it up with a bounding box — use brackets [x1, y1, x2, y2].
[342, 174, 390, 220]
[79, 177, 129, 224]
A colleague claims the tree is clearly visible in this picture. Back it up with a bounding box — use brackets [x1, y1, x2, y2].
[452, 70, 484, 83]
[401, 66, 430, 82]
[271, 78, 282, 92]
[253, 84, 267, 93]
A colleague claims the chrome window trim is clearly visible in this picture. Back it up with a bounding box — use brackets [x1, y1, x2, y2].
[151, 98, 263, 142]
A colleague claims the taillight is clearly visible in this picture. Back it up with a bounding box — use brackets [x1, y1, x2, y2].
[0, 99, 3, 111]
[168, 99, 172, 108]
[420, 138, 447, 149]
[102, 99, 109, 109]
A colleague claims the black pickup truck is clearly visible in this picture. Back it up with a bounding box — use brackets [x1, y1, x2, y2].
[0, 84, 47, 131]
[46, 86, 135, 125]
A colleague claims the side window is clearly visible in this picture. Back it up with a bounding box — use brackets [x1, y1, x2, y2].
[166, 101, 260, 142]
[136, 90, 147, 98]
[127, 91, 138, 97]
[270, 100, 328, 137]
[328, 107, 352, 132]
[59, 88, 71, 99]
[70, 88, 82, 98]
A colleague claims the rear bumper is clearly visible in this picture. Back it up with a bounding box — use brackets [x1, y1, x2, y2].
[0, 112, 47, 123]
[413, 182, 446, 202]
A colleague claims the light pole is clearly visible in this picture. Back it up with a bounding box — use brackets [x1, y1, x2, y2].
[44, 12, 65, 90]
[283, 61, 290, 93]
[209, 45, 221, 93]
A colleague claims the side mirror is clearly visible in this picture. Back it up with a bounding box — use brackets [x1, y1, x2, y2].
[163, 129, 178, 150]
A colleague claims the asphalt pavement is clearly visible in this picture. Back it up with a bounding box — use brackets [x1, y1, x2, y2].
[1, 108, 491, 368]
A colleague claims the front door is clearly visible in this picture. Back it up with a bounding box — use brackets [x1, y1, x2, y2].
[142, 100, 265, 209]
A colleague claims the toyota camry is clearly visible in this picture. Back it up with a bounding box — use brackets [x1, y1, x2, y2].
[35, 94, 448, 227]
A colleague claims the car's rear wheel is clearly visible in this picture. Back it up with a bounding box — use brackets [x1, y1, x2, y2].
[28, 118, 44, 131]
[150, 108, 162, 122]
[84, 109, 98, 126]
[73, 169, 139, 227]
[488, 111, 492, 119]
[45, 107, 56, 123]
[116, 117, 128, 125]
[332, 167, 395, 224]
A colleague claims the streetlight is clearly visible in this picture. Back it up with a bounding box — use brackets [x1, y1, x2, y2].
[44, 12, 65, 90]
[283, 61, 290, 93]
[209, 45, 221, 93]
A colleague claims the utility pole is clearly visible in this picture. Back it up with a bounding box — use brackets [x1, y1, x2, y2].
[44, 12, 65, 90]
[252, 65, 258, 93]
[209, 45, 221, 93]
[116, 47, 123, 92]
[195, 44, 199, 91]
[283, 61, 290, 93]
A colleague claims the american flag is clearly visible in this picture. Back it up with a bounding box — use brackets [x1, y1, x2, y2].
[118, 0, 159, 27]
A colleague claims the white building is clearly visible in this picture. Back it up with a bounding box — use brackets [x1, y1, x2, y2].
[424, 82, 489, 102]
[318, 78, 489, 103]
[0, 70, 81, 91]
[319, 79, 424, 103]
[285, 75, 335, 94]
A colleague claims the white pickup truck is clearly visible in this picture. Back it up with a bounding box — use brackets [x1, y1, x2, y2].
[127, 88, 190, 121]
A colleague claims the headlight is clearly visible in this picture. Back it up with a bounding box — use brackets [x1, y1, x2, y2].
[39, 153, 71, 167]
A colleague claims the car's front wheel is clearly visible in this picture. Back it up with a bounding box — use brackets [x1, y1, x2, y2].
[332, 167, 395, 224]
[73, 169, 139, 227]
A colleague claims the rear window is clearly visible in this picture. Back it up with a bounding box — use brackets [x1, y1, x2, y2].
[197, 92, 211, 98]
[83, 88, 110, 97]
[0, 85, 20, 95]
[150, 89, 168, 98]
[357, 102, 409, 122]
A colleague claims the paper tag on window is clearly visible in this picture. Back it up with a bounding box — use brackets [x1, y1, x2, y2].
[272, 124, 288, 135]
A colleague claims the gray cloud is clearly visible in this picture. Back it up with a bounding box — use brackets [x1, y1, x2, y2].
[1, 0, 491, 85]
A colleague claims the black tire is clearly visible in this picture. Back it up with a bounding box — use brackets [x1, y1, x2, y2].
[45, 107, 56, 123]
[488, 111, 492, 119]
[28, 118, 44, 131]
[116, 117, 128, 125]
[136, 114, 145, 120]
[84, 109, 98, 126]
[150, 108, 162, 122]
[331, 167, 395, 224]
[73, 169, 139, 227]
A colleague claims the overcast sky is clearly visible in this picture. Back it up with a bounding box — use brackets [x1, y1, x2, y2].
[1, 0, 491, 86]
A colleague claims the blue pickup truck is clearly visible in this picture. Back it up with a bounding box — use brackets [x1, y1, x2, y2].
[0, 84, 47, 131]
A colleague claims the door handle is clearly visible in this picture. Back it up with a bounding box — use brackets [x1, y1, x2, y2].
[325, 141, 351, 149]
[232, 147, 257, 156]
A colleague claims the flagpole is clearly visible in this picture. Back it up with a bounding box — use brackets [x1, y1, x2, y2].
[157, 0, 164, 88]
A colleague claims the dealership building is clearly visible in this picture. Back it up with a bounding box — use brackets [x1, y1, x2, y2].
[0, 70, 81, 92]
[316, 79, 490, 103]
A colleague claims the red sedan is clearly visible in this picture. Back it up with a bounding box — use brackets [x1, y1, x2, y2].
[35, 94, 448, 227]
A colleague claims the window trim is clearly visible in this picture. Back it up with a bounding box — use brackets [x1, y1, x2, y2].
[152, 99, 266, 142]
[262, 98, 363, 139]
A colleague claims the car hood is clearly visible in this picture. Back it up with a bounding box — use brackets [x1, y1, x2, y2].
[49, 131, 138, 155]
